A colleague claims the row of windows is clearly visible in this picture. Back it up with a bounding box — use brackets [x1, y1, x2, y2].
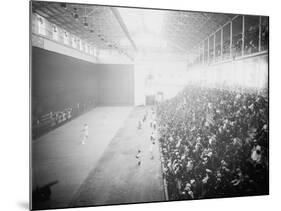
[190, 15, 268, 66]
[33, 14, 98, 57]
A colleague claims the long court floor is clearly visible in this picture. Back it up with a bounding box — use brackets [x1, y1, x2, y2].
[32, 106, 165, 209]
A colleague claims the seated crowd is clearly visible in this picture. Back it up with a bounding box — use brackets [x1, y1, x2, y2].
[32, 99, 96, 139]
[157, 85, 268, 200]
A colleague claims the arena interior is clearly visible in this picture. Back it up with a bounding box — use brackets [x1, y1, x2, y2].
[31, 1, 269, 210]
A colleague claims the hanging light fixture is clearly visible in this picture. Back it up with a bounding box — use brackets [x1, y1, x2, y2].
[74, 13, 79, 20]
[83, 17, 88, 27]
[60, 3, 67, 10]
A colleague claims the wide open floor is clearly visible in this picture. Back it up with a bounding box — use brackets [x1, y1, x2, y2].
[32, 107, 132, 209]
[32, 106, 165, 209]
[71, 106, 165, 207]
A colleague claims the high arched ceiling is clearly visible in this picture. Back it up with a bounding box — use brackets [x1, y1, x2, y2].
[32, 1, 236, 59]
[163, 11, 235, 51]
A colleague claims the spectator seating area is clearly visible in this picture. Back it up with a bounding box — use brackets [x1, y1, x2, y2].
[192, 16, 268, 67]
[157, 86, 268, 200]
[32, 100, 95, 139]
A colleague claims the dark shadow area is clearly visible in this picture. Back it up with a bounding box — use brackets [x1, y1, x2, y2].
[32, 180, 59, 210]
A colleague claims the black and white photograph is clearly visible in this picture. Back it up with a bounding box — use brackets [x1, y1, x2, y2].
[30, 1, 269, 210]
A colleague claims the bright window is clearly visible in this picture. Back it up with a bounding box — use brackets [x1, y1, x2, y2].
[79, 40, 83, 51]
[52, 25, 59, 41]
[89, 46, 93, 55]
[93, 47, 97, 57]
[63, 31, 69, 45]
[72, 36, 77, 48]
[37, 15, 46, 36]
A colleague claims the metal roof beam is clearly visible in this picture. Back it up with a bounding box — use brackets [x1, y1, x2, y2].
[110, 7, 138, 51]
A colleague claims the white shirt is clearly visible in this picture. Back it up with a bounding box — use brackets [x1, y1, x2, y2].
[83, 125, 89, 136]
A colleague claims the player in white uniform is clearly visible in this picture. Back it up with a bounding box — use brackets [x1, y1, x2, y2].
[151, 132, 157, 144]
[136, 150, 142, 166]
[138, 120, 142, 130]
[149, 142, 154, 159]
[81, 123, 89, 145]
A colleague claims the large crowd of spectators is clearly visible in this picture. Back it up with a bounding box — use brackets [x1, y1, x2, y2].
[157, 85, 268, 200]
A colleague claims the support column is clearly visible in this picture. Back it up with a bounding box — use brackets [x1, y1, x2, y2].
[258, 16, 262, 52]
[242, 15, 245, 56]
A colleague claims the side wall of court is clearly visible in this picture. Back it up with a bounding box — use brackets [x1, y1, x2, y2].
[97, 64, 134, 106]
[32, 47, 134, 117]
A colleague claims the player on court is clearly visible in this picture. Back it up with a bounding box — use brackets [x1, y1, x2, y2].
[136, 150, 142, 166]
[149, 142, 154, 159]
[81, 123, 89, 145]
[151, 132, 156, 144]
[138, 120, 142, 130]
